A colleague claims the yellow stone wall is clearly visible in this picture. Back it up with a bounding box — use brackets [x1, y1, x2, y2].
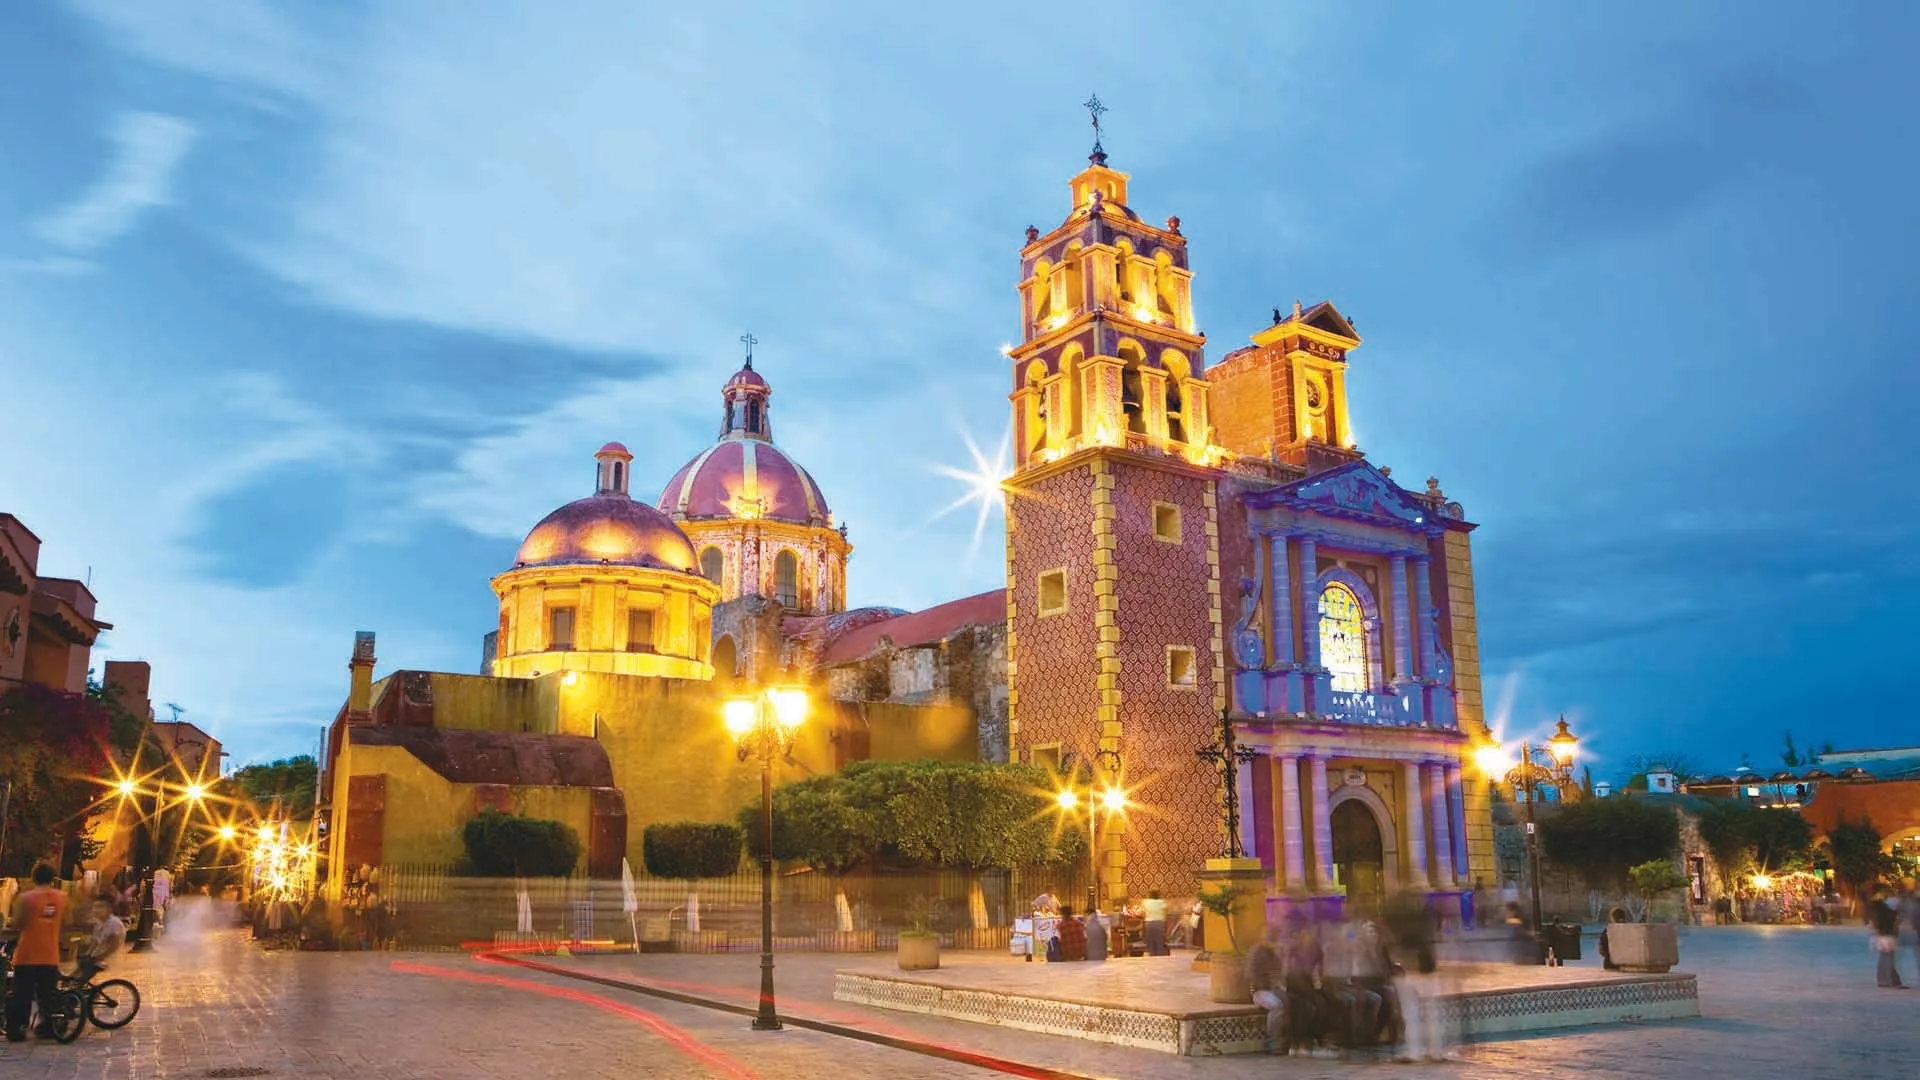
[864, 701, 977, 763]
[1442, 529, 1497, 885]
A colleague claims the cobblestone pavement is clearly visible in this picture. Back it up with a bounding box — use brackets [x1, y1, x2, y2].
[6, 902, 1915, 1080]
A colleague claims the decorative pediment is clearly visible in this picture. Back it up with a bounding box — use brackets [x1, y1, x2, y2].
[1283, 461, 1429, 527]
[1299, 301, 1359, 343]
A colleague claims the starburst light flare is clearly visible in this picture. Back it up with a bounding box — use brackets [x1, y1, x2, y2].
[927, 422, 1012, 566]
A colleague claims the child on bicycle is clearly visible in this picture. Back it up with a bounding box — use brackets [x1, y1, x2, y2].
[75, 900, 126, 984]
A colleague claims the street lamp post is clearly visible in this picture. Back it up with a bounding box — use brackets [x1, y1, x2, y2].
[1481, 718, 1579, 961]
[1055, 749, 1123, 913]
[121, 765, 209, 952]
[724, 681, 809, 1033]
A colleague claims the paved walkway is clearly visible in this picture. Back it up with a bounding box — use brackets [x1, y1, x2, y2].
[6, 901, 1916, 1079]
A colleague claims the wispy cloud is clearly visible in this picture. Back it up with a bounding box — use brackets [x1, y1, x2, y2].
[36, 110, 196, 253]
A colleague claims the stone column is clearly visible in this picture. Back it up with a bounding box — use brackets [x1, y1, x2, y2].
[1427, 763, 1455, 887]
[1447, 763, 1469, 884]
[1402, 761, 1429, 889]
[1268, 534, 1293, 666]
[1389, 554, 1411, 682]
[1277, 755, 1305, 889]
[1413, 556, 1435, 679]
[1309, 756, 1334, 889]
[1298, 537, 1321, 704]
[1236, 757, 1257, 860]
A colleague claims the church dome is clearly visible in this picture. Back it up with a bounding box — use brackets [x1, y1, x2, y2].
[657, 357, 833, 526]
[657, 438, 832, 525]
[514, 442, 698, 571]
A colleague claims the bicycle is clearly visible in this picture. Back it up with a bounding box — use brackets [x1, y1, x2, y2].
[0, 940, 86, 1044]
[62, 958, 140, 1030]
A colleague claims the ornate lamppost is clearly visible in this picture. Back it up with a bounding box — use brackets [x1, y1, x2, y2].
[1478, 717, 1579, 954]
[1196, 708, 1261, 859]
[1054, 749, 1124, 913]
[723, 680, 809, 1032]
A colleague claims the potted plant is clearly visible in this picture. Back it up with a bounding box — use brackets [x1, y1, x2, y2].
[1198, 883, 1251, 1003]
[1608, 860, 1687, 972]
[897, 895, 942, 970]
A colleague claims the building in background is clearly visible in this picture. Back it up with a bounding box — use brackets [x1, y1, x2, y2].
[0, 513, 109, 693]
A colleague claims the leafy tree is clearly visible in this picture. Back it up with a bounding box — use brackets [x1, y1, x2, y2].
[1781, 732, 1804, 769]
[461, 810, 582, 877]
[882, 760, 1084, 928]
[1538, 797, 1679, 892]
[1626, 860, 1690, 921]
[740, 772, 882, 933]
[225, 756, 320, 818]
[1822, 818, 1898, 902]
[1696, 800, 1815, 891]
[0, 683, 118, 875]
[643, 821, 743, 934]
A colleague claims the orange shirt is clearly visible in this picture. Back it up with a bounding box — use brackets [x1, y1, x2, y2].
[12, 885, 67, 966]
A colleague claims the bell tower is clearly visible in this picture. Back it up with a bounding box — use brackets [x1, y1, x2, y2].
[1003, 103, 1227, 906]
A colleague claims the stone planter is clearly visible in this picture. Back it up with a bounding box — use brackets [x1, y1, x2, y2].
[1608, 923, 1679, 973]
[897, 932, 941, 971]
[949, 926, 1012, 952]
[671, 929, 730, 954]
[1208, 953, 1251, 1003]
[814, 929, 877, 953]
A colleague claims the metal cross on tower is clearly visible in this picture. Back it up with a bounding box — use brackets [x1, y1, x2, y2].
[740, 331, 759, 369]
[1083, 93, 1108, 161]
[1196, 707, 1261, 859]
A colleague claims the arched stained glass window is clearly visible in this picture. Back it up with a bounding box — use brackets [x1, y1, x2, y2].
[1318, 582, 1370, 693]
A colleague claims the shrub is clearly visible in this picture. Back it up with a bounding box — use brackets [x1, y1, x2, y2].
[460, 811, 582, 877]
[642, 822, 743, 881]
[1538, 797, 1679, 891]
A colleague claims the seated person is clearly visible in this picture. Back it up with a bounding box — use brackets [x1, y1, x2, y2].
[1244, 925, 1286, 1051]
[1054, 905, 1088, 961]
[76, 899, 126, 982]
[1598, 907, 1628, 970]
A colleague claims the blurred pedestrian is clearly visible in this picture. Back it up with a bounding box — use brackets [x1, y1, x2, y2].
[1085, 909, 1108, 962]
[1244, 923, 1286, 1051]
[1386, 890, 1449, 1062]
[1869, 888, 1903, 988]
[1142, 890, 1170, 956]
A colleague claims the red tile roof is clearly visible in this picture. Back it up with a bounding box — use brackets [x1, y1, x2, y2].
[818, 590, 1004, 664]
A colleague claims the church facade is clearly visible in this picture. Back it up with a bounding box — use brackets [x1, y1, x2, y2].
[1002, 148, 1493, 913]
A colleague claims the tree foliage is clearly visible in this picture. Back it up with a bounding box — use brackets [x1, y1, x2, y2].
[642, 821, 743, 881]
[1822, 818, 1898, 898]
[740, 771, 880, 877]
[1538, 797, 1680, 891]
[0, 682, 119, 875]
[460, 811, 583, 877]
[1695, 800, 1814, 884]
[1627, 859, 1689, 901]
[879, 760, 1083, 871]
[224, 756, 320, 817]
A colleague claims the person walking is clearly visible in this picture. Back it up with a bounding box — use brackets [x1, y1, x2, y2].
[1386, 890, 1448, 1062]
[4, 864, 68, 1041]
[1899, 884, 1920, 985]
[1142, 890, 1169, 956]
[1869, 888, 1904, 988]
[1084, 909, 1109, 962]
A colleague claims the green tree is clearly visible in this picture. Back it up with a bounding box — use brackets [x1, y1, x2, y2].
[0, 683, 119, 875]
[740, 772, 882, 933]
[1696, 800, 1815, 893]
[461, 810, 582, 877]
[643, 821, 743, 934]
[1626, 860, 1690, 920]
[225, 756, 320, 818]
[1822, 818, 1897, 902]
[1538, 797, 1680, 892]
[882, 760, 1081, 929]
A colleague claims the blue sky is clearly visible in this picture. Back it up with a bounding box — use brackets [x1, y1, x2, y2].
[2, 2, 1914, 777]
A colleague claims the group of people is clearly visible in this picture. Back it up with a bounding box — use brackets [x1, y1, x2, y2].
[1031, 890, 1188, 961]
[2, 863, 128, 1043]
[1242, 895, 1453, 1062]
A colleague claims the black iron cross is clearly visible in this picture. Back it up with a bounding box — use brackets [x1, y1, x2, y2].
[1083, 93, 1108, 155]
[740, 331, 758, 368]
[1196, 707, 1261, 859]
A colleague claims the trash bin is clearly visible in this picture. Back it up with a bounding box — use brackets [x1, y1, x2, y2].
[1547, 922, 1582, 961]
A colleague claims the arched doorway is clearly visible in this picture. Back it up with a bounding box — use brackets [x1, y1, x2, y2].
[711, 635, 738, 691]
[1331, 800, 1387, 915]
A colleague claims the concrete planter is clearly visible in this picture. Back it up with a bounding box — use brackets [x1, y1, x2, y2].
[1609, 923, 1679, 973]
[1208, 953, 1251, 1004]
[897, 933, 941, 971]
[814, 930, 877, 953]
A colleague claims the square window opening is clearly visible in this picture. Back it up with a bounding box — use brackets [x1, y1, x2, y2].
[1038, 569, 1068, 615]
[627, 609, 655, 653]
[548, 606, 576, 651]
[1168, 646, 1197, 687]
[1152, 503, 1182, 543]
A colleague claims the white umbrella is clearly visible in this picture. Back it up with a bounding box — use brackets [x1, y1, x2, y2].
[621, 858, 640, 952]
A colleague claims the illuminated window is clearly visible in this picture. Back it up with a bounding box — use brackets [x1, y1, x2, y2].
[1152, 503, 1182, 543]
[626, 609, 654, 653]
[1167, 646, 1197, 688]
[1038, 569, 1068, 616]
[1318, 583, 1369, 692]
[773, 550, 799, 608]
[700, 547, 724, 584]
[548, 606, 575, 651]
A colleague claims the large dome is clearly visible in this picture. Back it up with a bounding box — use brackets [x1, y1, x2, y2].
[658, 435, 832, 526]
[513, 493, 698, 572]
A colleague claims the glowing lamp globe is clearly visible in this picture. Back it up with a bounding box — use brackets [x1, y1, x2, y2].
[767, 686, 810, 730]
[218, 825, 237, 841]
[1055, 790, 1079, 811]
[1099, 787, 1127, 813]
[116, 779, 137, 798]
[1474, 744, 1511, 778]
[1548, 718, 1579, 767]
[723, 698, 759, 739]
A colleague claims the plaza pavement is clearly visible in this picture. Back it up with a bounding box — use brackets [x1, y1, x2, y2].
[5, 899, 1915, 1080]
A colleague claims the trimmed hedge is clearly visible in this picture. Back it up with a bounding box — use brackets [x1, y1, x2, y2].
[642, 821, 743, 881]
[460, 811, 582, 877]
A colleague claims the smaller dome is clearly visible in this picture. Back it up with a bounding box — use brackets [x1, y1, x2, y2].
[514, 493, 697, 572]
[596, 441, 632, 457]
[725, 364, 768, 392]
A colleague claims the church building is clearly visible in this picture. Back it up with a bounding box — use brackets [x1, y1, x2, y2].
[1002, 139, 1493, 915]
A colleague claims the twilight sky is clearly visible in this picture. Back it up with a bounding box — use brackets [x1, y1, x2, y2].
[2, 2, 1914, 777]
